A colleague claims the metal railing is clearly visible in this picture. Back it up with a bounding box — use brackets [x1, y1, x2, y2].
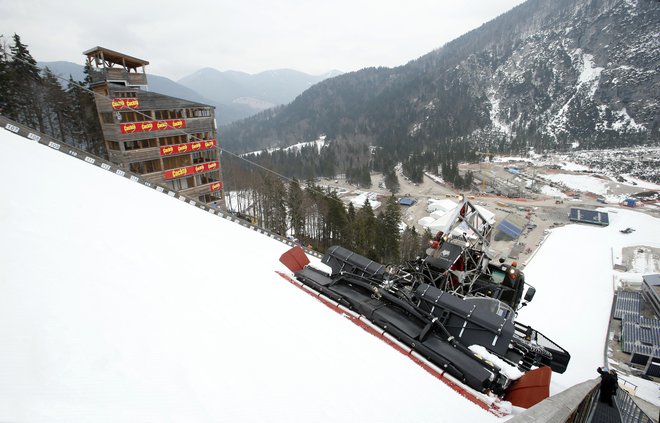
[616, 388, 655, 423]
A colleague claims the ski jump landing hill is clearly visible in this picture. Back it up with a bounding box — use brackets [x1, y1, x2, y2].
[2, 115, 658, 422]
[0, 115, 506, 422]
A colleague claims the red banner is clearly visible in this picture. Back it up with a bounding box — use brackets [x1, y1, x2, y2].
[111, 98, 139, 110]
[160, 140, 216, 156]
[120, 119, 186, 134]
[163, 161, 219, 180]
[210, 182, 223, 191]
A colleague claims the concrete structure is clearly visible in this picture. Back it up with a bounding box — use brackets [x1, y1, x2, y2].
[84, 46, 223, 207]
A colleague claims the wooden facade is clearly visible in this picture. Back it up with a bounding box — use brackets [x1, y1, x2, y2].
[84, 47, 223, 208]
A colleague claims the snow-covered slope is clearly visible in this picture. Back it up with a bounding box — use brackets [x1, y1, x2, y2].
[2, 126, 659, 421]
[520, 208, 660, 395]
[0, 129, 497, 422]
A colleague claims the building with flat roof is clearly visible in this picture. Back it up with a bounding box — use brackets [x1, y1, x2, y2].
[84, 46, 223, 207]
[568, 208, 609, 226]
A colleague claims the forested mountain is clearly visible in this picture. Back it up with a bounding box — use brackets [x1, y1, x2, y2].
[222, 0, 659, 160]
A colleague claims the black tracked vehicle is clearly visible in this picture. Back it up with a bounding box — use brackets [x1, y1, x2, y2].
[280, 199, 570, 403]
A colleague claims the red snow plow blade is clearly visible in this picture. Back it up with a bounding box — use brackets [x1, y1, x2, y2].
[279, 245, 310, 272]
[504, 366, 552, 408]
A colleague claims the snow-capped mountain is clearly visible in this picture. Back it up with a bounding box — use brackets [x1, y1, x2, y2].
[222, 0, 658, 154]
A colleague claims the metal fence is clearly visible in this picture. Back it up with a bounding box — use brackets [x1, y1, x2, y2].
[616, 388, 656, 423]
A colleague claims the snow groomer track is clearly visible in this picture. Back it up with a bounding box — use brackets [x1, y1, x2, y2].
[276, 267, 512, 416]
[0, 114, 320, 258]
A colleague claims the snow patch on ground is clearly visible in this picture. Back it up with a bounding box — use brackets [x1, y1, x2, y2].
[577, 53, 604, 98]
[243, 136, 327, 156]
[621, 175, 660, 190]
[559, 161, 592, 172]
[541, 173, 609, 196]
[540, 185, 569, 198]
[631, 247, 660, 273]
[409, 122, 422, 136]
[546, 51, 604, 139]
[596, 105, 647, 133]
[487, 88, 512, 136]
[424, 172, 445, 184]
[611, 108, 646, 132]
[277, 136, 327, 154]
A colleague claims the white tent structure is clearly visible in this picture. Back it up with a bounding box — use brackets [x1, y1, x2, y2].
[427, 198, 458, 213]
[350, 191, 381, 210]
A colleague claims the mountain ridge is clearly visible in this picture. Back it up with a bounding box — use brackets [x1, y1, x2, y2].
[37, 61, 341, 125]
[221, 0, 658, 155]
[177, 67, 343, 110]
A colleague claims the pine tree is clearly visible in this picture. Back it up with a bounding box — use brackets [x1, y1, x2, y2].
[354, 199, 377, 259]
[324, 192, 348, 247]
[5, 34, 42, 129]
[67, 75, 105, 157]
[384, 168, 400, 193]
[0, 37, 9, 112]
[377, 196, 401, 263]
[287, 179, 305, 239]
[41, 68, 69, 141]
[345, 202, 357, 249]
[399, 226, 421, 262]
[261, 174, 287, 235]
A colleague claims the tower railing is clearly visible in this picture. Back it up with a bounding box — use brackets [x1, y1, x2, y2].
[616, 387, 655, 423]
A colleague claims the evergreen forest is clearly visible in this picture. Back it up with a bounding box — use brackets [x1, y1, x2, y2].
[0, 34, 105, 157]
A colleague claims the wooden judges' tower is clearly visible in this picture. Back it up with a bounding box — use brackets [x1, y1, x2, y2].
[84, 46, 223, 207]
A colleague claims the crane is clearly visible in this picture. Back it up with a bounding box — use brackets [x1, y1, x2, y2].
[475, 151, 495, 193]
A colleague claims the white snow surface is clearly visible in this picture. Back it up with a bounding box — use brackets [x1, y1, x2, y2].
[542, 173, 610, 196]
[540, 185, 569, 198]
[611, 108, 646, 132]
[621, 175, 660, 190]
[243, 135, 327, 156]
[469, 345, 524, 381]
[0, 130, 496, 422]
[3, 129, 660, 421]
[519, 208, 660, 397]
[559, 162, 592, 172]
[277, 136, 327, 154]
[577, 53, 604, 98]
[487, 88, 512, 136]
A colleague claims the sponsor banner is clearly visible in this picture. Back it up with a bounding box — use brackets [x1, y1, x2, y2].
[120, 119, 186, 134]
[111, 98, 139, 110]
[210, 182, 223, 191]
[163, 161, 220, 180]
[160, 139, 217, 156]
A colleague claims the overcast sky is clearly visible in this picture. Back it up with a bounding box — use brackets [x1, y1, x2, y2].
[0, 0, 526, 80]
